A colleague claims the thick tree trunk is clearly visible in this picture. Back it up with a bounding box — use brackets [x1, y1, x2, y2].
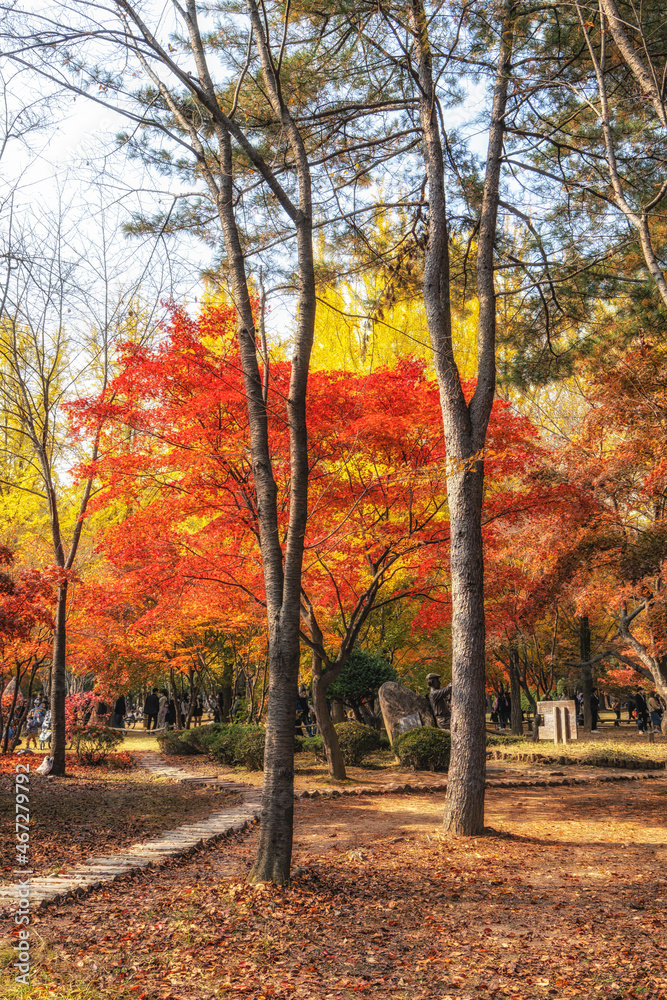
[331, 699, 346, 723]
[442, 466, 487, 835]
[221, 684, 232, 722]
[408, 0, 514, 837]
[509, 644, 523, 735]
[50, 582, 68, 776]
[312, 671, 346, 780]
[249, 631, 299, 885]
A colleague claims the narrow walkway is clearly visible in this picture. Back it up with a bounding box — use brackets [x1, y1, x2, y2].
[0, 753, 261, 911]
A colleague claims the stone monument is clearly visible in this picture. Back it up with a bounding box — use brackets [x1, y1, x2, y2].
[537, 700, 578, 744]
[378, 681, 437, 744]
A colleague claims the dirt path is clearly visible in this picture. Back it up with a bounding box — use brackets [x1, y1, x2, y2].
[4, 775, 666, 1000]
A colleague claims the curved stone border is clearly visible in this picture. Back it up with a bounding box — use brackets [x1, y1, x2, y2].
[0, 753, 261, 915]
[295, 768, 666, 799]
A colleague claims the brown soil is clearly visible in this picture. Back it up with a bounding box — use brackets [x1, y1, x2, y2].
[3, 776, 667, 1000]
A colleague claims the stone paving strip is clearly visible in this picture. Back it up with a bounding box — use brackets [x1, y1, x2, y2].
[0, 752, 261, 914]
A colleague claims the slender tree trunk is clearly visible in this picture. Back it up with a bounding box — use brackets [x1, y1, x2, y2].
[409, 0, 515, 835]
[2, 661, 21, 753]
[580, 615, 592, 733]
[509, 643, 523, 735]
[50, 582, 68, 775]
[9, 660, 41, 753]
[221, 684, 232, 722]
[305, 608, 346, 779]
[312, 668, 346, 781]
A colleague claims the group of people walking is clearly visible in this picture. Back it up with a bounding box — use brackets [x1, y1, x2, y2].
[609, 690, 665, 733]
[490, 686, 664, 734]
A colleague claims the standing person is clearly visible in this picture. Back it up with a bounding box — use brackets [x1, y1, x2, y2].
[634, 689, 649, 734]
[24, 709, 42, 750]
[626, 695, 636, 724]
[590, 688, 600, 732]
[296, 686, 311, 736]
[496, 690, 510, 732]
[611, 697, 622, 727]
[113, 694, 127, 729]
[648, 693, 663, 734]
[157, 690, 168, 729]
[193, 693, 204, 726]
[165, 697, 177, 730]
[492, 692, 503, 732]
[144, 688, 160, 730]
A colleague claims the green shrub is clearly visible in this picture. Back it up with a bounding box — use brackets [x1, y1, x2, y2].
[181, 724, 223, 754]
[395, 727, 451, 771]
[234, 728, 265, 770]
[334, 721, 381, 765]
[208, 724, 252, 765]
[157, 729, 198, 755]
[301, 734, 325, 760]
[70, 724, 124, 766]
[207, 724, 266, 769]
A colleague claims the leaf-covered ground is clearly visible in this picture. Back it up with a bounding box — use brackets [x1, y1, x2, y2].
[0, 756, 240, 882]
[2, 776, 667, 1000]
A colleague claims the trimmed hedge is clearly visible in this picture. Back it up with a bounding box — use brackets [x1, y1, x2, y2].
[157, 723, 267, 769]
[157, 724, 223, 756]
[300, 722, 382, 766]
[335, 721, 381, 765]
[395, 727, 451, 771]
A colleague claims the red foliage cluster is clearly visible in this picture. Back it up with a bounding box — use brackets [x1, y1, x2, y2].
[66, 299, 547, 678]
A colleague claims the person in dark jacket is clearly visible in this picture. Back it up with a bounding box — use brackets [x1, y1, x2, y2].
[590, 689, 600, 732]
[635, 689, 649, 733]
[114, 695, 127, 729]
[144, 688, 160, 730]
[165, 698, 177, 729]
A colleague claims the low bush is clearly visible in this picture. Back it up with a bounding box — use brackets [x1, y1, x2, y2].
[301, 734, 325, 760]
[394, 727, 451, 771]
[300, 724, 381, 765]
[157, 729, 199, 756]
[180, 724, 222, 755]
[70, 724, 124, 766]
[334, 721, 381, 765]
[206, 724, 266, 769]
[234, 728, 266, 770]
